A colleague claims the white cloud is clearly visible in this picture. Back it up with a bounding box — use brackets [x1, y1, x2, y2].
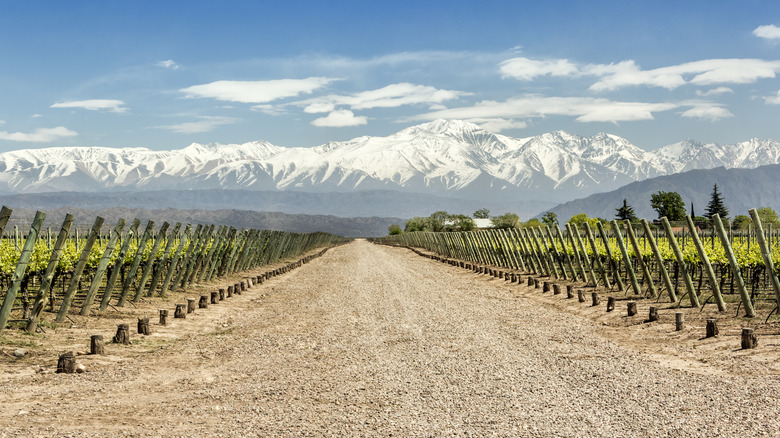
[680, 105, 734, 121]
[251, 104, 287, 116]
[157, 116, 238, 134]
[763, 90, 780, 104]
[0, 126, 77, 142]
[31, 114, 43, 118]
[465, 118, 528, 132]
[696, 87, 734, 97]
[499, 55, 780, 91]
[156, 59, 179, 69]
[588, 59, 780, 91]
[299, 83, 469, 113]
[311, 110, 367, 127]
[754, 25, 780, 40]
[180, 77, 338, 103]
[50, 99, 127, 113]
[409, 95, 681, 124]
[499, 57, 578, 80]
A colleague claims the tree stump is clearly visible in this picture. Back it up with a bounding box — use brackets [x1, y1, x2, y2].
[606, 296, 615, 312]
[174, 304, 186, 319]
[257, 275, 264, 284]
[199, 295, 209, 309]
[527, 277, 534, 287]
[137, 317, 151, 335]
[675, 312, 684, 331]
[211, 291, 218, 304]
[566, 286, 574, 299]
[159, 309, 168, 326]
[706, 318, 719, 338]
[648, 306, 659, 322]
[534, 278, 541, 289]
[627, 301, 637, 316]
[577, 289, 585, 303]
[498, 271, 504, 279]
[234, 283, 240, 294]
[516, 275, 523, 284]
[741, 328, 758, 349]
[591, 292, 600, 307]
[113, 324, 131, 345]
[57, 351, 76, 373]
[553, 284, 561, 295]
[187, 298, 196, 314]
[543, 281, 551, 293]
[90, 335, 105, 355]
[219, 288, 225, 301]
[227, 286, 233, 297]
[510, 274, 516, 282]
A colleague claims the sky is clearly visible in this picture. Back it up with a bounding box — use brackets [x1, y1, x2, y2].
[2, 0, 780, 153]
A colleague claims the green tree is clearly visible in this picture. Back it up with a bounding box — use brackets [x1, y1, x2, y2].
[428, 211, 449, 232]
[756, 207, 780, 226]
[404, 217, 430, 232]
[491, 213, 521, 229]
[704, 184, 729, 220]
[615, 199, 637, 221]
[522, 218, 543, 228]
[541, 212, 558, 228]
[732, 215, 751, 230]
[473, 208, 490, 219]
[568, 213, 601, 229]
[387, 224, 403, 235]
[650, 191, 686, 221]
[448, 214, 476, 232]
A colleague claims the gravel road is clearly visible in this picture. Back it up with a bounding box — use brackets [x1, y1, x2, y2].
[2, 239, 779, 436]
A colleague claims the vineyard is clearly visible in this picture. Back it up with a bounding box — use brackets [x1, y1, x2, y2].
[374, 209, 780, 320]
[0, 206, 347, 335]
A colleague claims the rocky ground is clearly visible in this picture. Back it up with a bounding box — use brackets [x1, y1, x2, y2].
[1, 239, 779, 437]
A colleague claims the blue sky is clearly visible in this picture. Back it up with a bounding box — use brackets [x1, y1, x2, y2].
[2, 0, 780, 152]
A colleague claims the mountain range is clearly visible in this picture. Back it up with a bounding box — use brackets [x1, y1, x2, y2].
[1, 119, 779, 222]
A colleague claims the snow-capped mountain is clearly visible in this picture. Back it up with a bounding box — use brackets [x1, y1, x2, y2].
[0, 119, 778, 203]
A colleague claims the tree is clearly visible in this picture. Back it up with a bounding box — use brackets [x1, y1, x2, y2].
[491, 213, 521, 229]
[428, 211, 449, 232]
[404, 217, 430, 232]
[732, 215, 751, 230]
[756, 207, 780, 226]
[473, 208, 490, 219]
[615, 199, 637, 221]
[568, 213, 601, 229]
[541, 212, 558, 228]
[650, 191, 686, 221]
[522, 218, 543, 228]
[704, 184, 729, 220]
[448, 214, 476, 232]
[387, 224, 403, 235]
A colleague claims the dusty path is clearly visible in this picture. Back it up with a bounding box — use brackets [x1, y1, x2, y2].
[2, 240, 780, 436]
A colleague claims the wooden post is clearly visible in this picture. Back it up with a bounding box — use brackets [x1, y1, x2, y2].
[186, 298, 196, 314]
[211, 291, 218, 304]
[137, 317, 150, 335]
[685, 215, 725, 311]
[553, 284, 561, 295]
[584, 223, 611, 289]
[113, 324, 130, 344]
[606, 296, 615, 312]
[610, 220, 641, 296]
[534, 278, 541, 289]
[199, 295, 209, 309]
[132, 221, 171, 302]
[57, 351, 76, 373]
[749, 208, 780, 310]
[566, 285, 574, 299]
[80, 218, 126, 316]
[99, 218, 141, 312]
[623, 220, 658, 299]
[627, 301, 638, 316]
[591, 292, 600, 307]
[706, 318, 719, 338]
[661, 217, 700, 308]
[675, 312, 684, 331]
[596, 221, 624, 292]
[543, 281, 551, 293]
[159, 309, 168, 326]
[648, 306, 659, 322]
[641, 219, 677, 303]
[713, 214, 754, 317]
[117, 220, 155, 307]
[90, 335, 105, 355]
[174, 304, 186, 319]
[527, 277, 534, 287]
[741, 328, 758, 349]
[0, 210, 46, 334]
[227, 285, 233, 297]
[577, 289, 585, 303]
[219, 288, 226, 300]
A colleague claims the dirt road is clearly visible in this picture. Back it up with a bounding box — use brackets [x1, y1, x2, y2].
[1, 240, 779, 436]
